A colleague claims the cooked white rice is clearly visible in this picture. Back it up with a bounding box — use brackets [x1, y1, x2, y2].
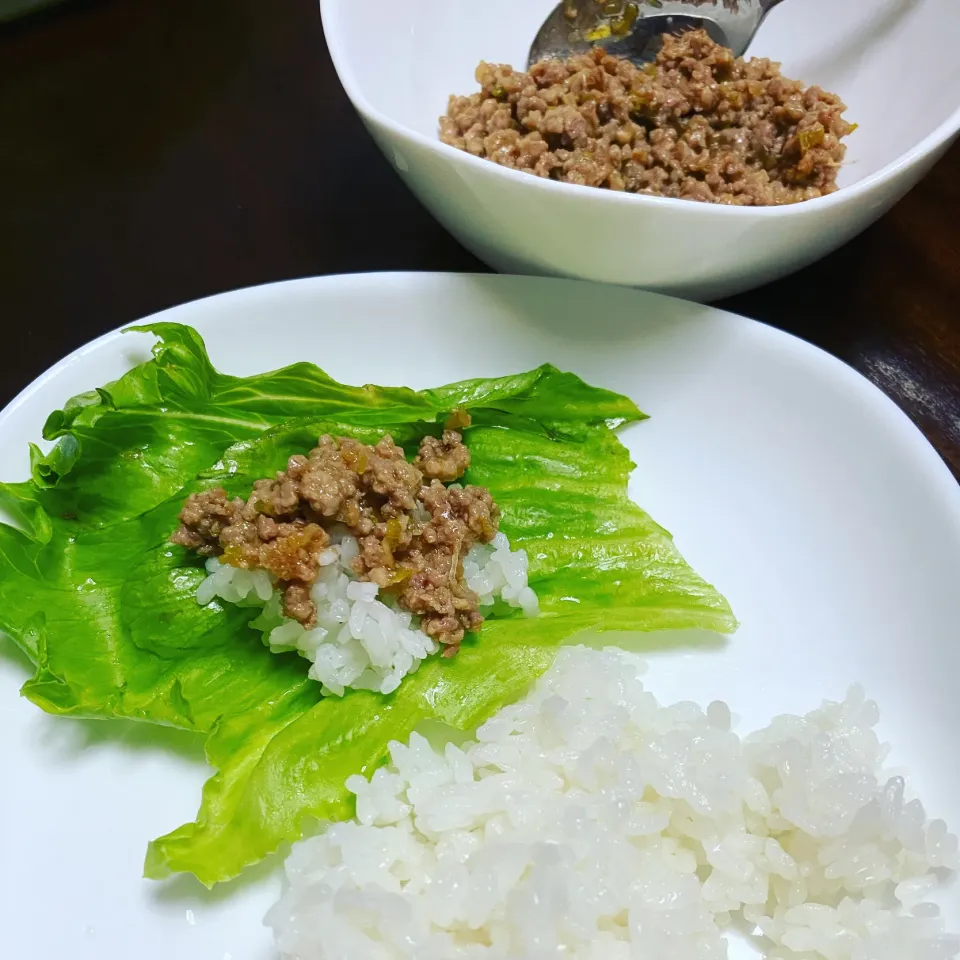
[266, 646, 959, 959]
[194, 530, 538, 696]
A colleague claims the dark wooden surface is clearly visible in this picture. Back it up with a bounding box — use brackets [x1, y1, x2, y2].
[1, 0, 958, 477]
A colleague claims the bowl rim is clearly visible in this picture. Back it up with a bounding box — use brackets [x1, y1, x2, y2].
[320, 0, 960, 219]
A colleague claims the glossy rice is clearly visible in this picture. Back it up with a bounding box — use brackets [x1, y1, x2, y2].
[195, 530, 538, 696]
[267, 646, 959, 958]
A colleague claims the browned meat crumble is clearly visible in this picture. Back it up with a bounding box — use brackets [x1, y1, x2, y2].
[439, 30, 854, 206]
[171, 413, 499, 654]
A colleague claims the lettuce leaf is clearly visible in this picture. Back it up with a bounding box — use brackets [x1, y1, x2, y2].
[2, 323, 735, 885]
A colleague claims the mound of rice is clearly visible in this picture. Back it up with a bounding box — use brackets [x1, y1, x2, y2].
[195, 530, 538, 696]
[266, 647, 959, 959]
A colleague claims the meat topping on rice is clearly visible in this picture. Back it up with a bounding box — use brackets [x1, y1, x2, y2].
[171, 415, 500, 653]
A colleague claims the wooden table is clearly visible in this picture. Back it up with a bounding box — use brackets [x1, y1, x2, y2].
[2, 0, 958, 477]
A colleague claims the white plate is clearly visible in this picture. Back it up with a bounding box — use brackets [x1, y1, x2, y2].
[2, 273, 959, 959]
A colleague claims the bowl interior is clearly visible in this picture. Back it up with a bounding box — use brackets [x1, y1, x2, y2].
[325, 0, 960, 189]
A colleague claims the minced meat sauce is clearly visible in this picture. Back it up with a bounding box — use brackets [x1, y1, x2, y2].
[170, 414, 499, 655]
[439, 30, 854, 206]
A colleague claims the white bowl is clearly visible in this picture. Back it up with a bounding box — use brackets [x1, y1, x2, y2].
[321, 0, 960, 300]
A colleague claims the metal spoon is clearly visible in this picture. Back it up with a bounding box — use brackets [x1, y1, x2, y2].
[528, 0, 785, 67]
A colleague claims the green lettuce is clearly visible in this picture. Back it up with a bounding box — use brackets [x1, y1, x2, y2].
[1, 323, 735, 886]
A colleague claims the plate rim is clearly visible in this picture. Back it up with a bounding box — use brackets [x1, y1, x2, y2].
[4, 269, 960, 958]
[3, 271, 957, 517]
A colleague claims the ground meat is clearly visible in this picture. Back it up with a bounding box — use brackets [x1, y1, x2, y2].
[420, 481, 499, 544]
[390, 481, 500, 650]
[173, 483, 332, 622]
[415, 430, 472, 482]
[439, 30, 855, 206]
[361, 435, 423, 515]
[170, 488, 238, 554]
[282, 581, 317, 626]
[171, 427, 498, 652]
